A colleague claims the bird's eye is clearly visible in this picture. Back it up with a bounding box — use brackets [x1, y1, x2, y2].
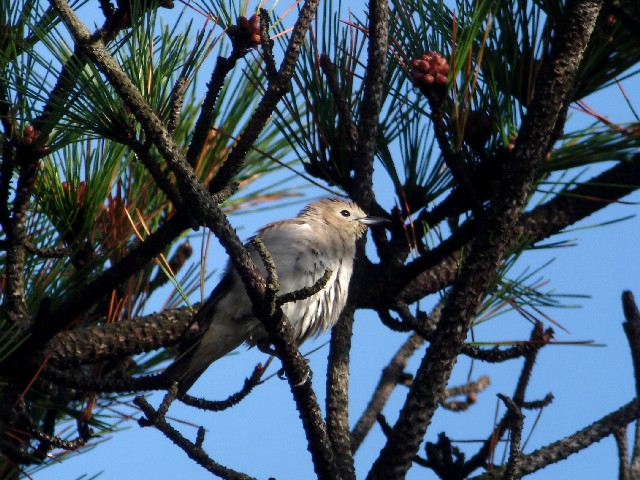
[340, 209, 351, 217]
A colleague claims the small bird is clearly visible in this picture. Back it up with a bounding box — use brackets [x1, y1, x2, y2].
[164, 198, 386, 394]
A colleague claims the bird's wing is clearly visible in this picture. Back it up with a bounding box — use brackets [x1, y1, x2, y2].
[163, 272, 239, 394]
[176, 272, 237, 355]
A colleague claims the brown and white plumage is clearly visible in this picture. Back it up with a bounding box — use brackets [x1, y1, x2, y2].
[163, 198, 385, 394]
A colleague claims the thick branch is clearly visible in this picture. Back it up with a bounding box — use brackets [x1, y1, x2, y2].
[326, 305, 356, 480]
[351, 0, 388, 210]
[622, 290, 640, 477]
[45, 306, 194, 367]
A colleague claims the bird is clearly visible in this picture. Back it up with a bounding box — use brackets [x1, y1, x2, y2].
[163, 198, 386, 395]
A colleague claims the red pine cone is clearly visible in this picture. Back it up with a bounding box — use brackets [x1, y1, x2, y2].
[20, 124, 50, 157]
[410, 51, 449, 87]
[237, 14, 261, 49]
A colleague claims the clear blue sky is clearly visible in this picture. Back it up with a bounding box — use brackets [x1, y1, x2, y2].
[34, 2, 640, 479]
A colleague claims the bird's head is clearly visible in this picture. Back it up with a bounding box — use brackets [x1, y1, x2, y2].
[301, 198, 388, 240]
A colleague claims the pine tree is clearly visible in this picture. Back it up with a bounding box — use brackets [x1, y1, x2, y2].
[1, 0, 639, 478]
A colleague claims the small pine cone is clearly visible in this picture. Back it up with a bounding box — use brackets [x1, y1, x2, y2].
[236, 14, 261, 50]
[463, 111, 492, 151]
[170, 242, 193, 274]
[20, 124, 50, 157]
[410, 51, 449, 88]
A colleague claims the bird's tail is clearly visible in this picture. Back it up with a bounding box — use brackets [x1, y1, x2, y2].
[163, 319, 250, 396]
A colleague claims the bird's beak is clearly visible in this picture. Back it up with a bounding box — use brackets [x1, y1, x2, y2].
[357, 215, 390, 226]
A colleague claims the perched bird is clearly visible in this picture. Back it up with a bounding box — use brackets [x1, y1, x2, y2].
[164, 198, 386, 394]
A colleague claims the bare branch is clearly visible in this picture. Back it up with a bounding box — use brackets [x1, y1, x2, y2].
[441, 376, 491, 412]
[135, 394, 257, 480]
[614, 426, 631, 480]
[178, 364, 265, 411]
[327, 304, 356, 480]
[351, 331, 426, 452]
[470, 399, 640, 480]
[351, 0, 388, 210]
[278, 269, 333, 306]
[498, 394, 525, 480]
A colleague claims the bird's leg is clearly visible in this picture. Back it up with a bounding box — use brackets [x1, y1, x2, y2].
[276, 358, 312, 387]
[256, 338, 277, 356]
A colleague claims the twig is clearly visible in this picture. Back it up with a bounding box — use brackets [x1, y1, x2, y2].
[377, 309, 413, 332]
[179, 364, 265, 411]
[17, 400, 92, 454]
[377, 305, 437, 339]
[521, 393, 554, 410]
[513, 324, 552, 404]
[421, 432, 466, 478]
[259, 9, 277, 80]
[497, 394, 525, 480]
[278, 268, 333, 305]
[167, 77, 186, 135]
[134, 395, 257, 480]
[23, 240, 71, 258]
[251, 237, 279, 315]
[463, 323, 552, 475]
[441, 376, 491, 412]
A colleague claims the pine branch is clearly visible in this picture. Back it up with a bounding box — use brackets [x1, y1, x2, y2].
[359, 152, 640, 309]
[367, 2, 604, 477]
[251, 238, 341, 480]
[45, 306, 194, 368]
[4, 146, 41, 332]
[208, 1, 322, 193]
[351, 0, 388, 210]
